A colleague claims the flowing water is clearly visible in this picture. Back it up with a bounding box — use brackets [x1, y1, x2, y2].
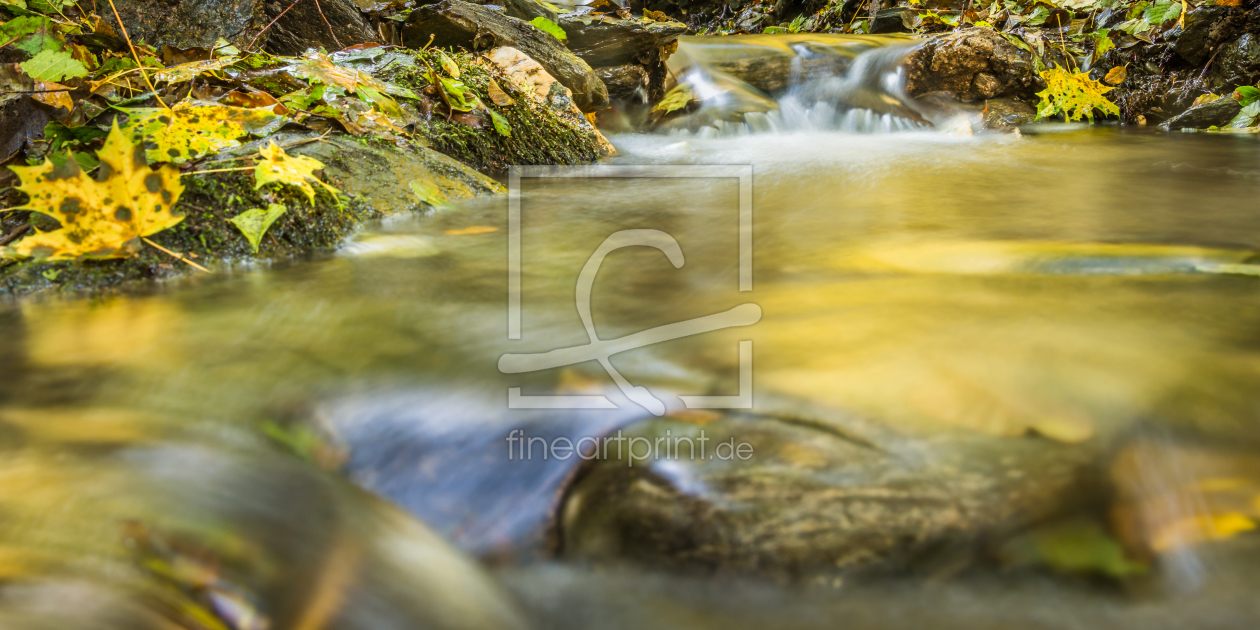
[2, 35, 1260, 629]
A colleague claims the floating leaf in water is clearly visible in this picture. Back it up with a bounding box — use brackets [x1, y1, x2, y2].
[1104, 65, 1127, 85]
[19, 50, 87, 82]
[229, 203, 286, 253]
[487, 77, 515, 106]
[254, 141, 338, 205]
[444, 226, 498, 235]
[6, 123, 184, 260]
[529, 17, 567, 43]
[488, 109, 512, 137]
[1036, 67, 1120, 123]
[122, 103, 285, 163]
[1001, 518, 1148, 579]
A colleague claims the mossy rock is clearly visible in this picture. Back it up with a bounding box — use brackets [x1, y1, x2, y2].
[0, 131, 503, 298]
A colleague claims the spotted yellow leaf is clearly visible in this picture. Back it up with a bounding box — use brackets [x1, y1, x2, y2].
[1036, 68, 1120, 123]
[122, 103, 286, 164]
[6, 123, 184, 260]
[253, 141, 339, 205]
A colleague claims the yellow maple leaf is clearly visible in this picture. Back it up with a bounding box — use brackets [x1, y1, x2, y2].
[7, 123, 184, 260]
[122, 103, 285, 164]
[253, 141, 339, 205]
[1036, 68, 1121, 123]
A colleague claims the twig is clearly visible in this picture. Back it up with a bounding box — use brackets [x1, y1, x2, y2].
[189, 166, 254, 174]
[104, 0, 167, 109]
[0, 224, 30, 246]
[248, 0, 304, 51]
[0, 88, 76, 95]
[142, 237, 210, 272]
[312, 0, 344, 50]
[199, 131, 331, 164]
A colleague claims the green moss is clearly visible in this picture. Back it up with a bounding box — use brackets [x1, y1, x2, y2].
[0, 170, 378, 298]
[389, 49, 605, 172]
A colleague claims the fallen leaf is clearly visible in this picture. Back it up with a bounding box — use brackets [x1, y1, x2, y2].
[1104, 65, 1127, 85]
[444, 226, 498, 235]
[20, 50, 88, 83]
[409, 179, 450, 208]
[229, 203, 287, 253]
[30, 80, 72, 111]
[153, 58, 232, 85]
[529, 17, 568, 44]
[122, 103, 285, 163]
[488, 109, 512, 137]
[1190, 93, 1221, 108]
[487, 78, 515, 106]
[6, 123, 184, 260]
[1036, 68, 1120, 123]
[435, 50, 460, 78]
[253, 141, 338, 205]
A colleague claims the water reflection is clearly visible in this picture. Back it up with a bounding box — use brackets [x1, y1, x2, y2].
[0, 122, 1259, 627]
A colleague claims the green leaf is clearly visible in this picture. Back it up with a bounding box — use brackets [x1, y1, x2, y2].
[1234, 85, 1260, 108]
[529, 17, 567, 44]
[212, 37, 240, 58]
[435, 49, 459, 78]
[1115, 17, 1152, 35]
[19, 49, 86, 82]
[409, 179, 451, 209]
[1, 0, 28, 10]
[1142, 1, 1180, 25]
[1026, 6, 1049, 25]
[1, 15, 60, 56]
[1094, 35, 1115, 57]
[489, 109, 511, 137]
[1226, 101, 1260, 129]
[436, 75, 478, 112]
[42, 120, 106, 153]
[229, 203, 287, 253]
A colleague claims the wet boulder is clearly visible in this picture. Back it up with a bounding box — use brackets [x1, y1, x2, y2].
[560, 13, 688, 68]
[870, 7, 917, 34]
[263, 0, 381, 55]
[903, 27, 1039, 102]
[1209, 33, 1260, 91]
[224, 132, 505, 214]
[597, 64, 650, 103]
[1172, 5, 1248, 66]
[559, 12, 686, 105]
[401, 0, 610, 112]
[1159, 96, 1243, 130]
[101, 0, 269, 50]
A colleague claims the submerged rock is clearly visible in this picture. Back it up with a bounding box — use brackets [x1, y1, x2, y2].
[401, 0, 610, 112]
[1160, 96, 1242, 130]
[903, 27, 1038, 102]
[0, 409, 530, 630]
[560, 409, 1098, 576]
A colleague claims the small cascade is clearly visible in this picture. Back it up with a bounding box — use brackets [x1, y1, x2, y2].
[656, 34, 928, 136]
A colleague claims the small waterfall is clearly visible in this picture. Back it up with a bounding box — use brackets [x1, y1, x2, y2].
[657, 34, 927, 136]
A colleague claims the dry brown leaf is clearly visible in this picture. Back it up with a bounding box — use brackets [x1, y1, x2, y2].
[487, 78, 515, 106]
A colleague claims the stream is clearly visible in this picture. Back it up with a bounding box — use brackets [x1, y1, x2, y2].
[2, 34, 1260, 629]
